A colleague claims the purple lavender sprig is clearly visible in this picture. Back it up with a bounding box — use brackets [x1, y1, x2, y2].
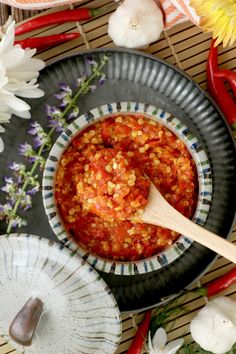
[44, 55, 109, 131]
[0, 54, 109, 234]
[0, 202, 27, 229]
[87, 55, 107, 85]
[54, 83, 73, 109]
[0, 168, 40, 228]
[28, 121, 51, 149]
[45, 104, 76, 132]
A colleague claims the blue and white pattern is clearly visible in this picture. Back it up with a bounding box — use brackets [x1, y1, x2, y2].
[42, 102, 213, 276]
[0, 234, 121, 353]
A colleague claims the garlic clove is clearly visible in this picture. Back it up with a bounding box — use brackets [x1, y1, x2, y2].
[108, 0, 164, 49]
[190, 297, 236, 354]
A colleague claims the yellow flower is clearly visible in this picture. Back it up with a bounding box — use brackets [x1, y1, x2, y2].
[191, 0, 236, 47]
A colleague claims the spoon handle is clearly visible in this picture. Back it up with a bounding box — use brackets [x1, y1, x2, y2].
[142, 183, 236, 263]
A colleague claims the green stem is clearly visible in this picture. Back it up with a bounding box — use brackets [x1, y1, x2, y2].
[6, 56, 108, 234]
[62, 58, 108, 116]
[6, 127, 55, 234]
[90, 2, 116, 18]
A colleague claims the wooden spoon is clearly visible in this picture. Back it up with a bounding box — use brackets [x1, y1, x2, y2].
[142, 182, 236, 263]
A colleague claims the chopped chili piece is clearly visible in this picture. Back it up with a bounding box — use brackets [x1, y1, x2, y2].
[55, 115, 198, 261]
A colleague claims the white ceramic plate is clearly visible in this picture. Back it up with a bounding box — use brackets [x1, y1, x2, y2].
[0, 234, 121, 354]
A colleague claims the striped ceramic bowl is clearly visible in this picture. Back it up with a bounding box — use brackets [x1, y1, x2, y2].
[42, 102, 212, 276]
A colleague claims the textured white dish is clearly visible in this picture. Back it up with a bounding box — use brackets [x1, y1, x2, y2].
[0, 234, 121, 354]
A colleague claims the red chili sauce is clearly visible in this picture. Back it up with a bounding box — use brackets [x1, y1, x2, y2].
[55, 115, 198, 261]
[76, 148, 150, 222]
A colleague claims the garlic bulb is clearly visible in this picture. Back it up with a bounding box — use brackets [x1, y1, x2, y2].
[190, 297, 236, 354]
[108, 0, 164, 49]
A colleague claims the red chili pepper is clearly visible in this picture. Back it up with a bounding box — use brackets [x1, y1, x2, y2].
[204, 267, 236, 297]
[207, 39, 236, 129]
[14, 33, 80, 50]
[15, 8, 100, 36]
[127, 310, 152, 354]
[214, 69, 236, 97]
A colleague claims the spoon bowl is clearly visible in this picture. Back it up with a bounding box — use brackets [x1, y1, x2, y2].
[142, 182, 236, 264]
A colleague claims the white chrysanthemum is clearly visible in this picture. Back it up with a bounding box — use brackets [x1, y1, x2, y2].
[0, 17, 45, 152]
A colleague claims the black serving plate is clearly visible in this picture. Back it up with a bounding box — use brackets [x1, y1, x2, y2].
[0, 48, 236, 313]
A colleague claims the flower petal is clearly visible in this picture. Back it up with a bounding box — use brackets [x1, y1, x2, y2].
[4, 77, 25, 91]
[0, 124, 6, 132]
[165, 338, 184, 354]
[0, 20, 15, 54]
[148, 331, 156, 353]
[11, 108, 31, 119]
[0, 100, 11, 112]
[15, 87, 44, 98]
[1, 47, 25, 70]
[0, 136, 4, 153]
[7, 49, 45, 80]
[0, 111, 11, 123]
[152, 328, 167, 349]
[0, 76, 8, 89]
[5, 77, 44, 98]
[0, 63, 8, 88]
[7, 70, 41, 82]
[8, 46, 36, 66]
[17, 56, 45, 72]
[1, 90, 30, 111]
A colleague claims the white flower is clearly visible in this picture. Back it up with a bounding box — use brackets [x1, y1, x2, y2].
[148, 327, 184, 354]
[0, 63, 30, 114]
[0, 17, 45, 152]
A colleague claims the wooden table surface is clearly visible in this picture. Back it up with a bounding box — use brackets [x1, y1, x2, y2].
[0, 1, 235, 353]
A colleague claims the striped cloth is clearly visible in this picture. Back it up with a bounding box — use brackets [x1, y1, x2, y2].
[0, 0, 200, 29]
[158, 0, 199, 28]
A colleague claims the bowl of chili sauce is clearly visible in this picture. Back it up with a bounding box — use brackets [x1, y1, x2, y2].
[42, 102, 212, 275]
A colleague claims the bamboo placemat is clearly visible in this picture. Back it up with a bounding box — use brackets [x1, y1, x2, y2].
[0, 0, 236, 353]
[0, 3, 42, 23]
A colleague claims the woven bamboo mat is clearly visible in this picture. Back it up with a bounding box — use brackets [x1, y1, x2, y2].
[0, 0, 236, 353]
[0, 3, 42, 23]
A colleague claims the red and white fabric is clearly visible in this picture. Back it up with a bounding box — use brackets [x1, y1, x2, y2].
[0, 0, 200, 29]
